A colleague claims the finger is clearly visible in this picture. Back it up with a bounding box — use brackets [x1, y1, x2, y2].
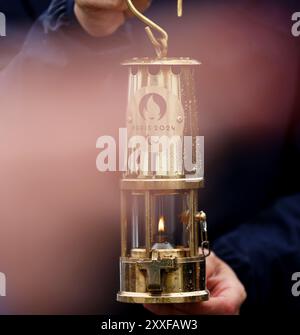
[76, 0, 128, 11]
[74, 6, 125, 37]
[199, 297, 240, 315]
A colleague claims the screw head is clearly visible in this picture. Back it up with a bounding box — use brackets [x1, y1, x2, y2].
[177, 115, 183, 123]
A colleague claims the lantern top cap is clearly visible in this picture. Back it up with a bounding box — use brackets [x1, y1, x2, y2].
[122, 57, 201, 66]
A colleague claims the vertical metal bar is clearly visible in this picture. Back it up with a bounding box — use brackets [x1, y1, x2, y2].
[194, 190, 199, 256]
[132, 195, 139, 248]
[145, 191, 151, 257]
[121, 190, 127, 257]
[189, 190, 195, 257]
[151, 194, 156, 247]
[178, 0, 183, 17]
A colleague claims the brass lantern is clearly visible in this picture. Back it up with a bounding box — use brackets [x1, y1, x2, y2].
[117, 1, 210, 304]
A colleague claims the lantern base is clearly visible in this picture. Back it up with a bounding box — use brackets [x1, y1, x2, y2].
[118, 252, 208, 304]
[117, 290, 209, 304]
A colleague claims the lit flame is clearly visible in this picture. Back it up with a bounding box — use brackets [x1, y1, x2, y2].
[145, 95, 160, 120]
[158, 216, 165, 233]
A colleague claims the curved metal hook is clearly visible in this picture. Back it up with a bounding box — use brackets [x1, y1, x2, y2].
[126, 0, 183, 58]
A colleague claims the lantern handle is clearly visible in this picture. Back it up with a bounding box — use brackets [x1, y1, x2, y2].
[126, 0, 183, 59]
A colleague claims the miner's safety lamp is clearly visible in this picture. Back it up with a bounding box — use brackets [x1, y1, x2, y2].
[117, 0, 210, 304]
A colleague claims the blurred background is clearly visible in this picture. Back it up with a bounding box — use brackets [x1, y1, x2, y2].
[0, 0, 299, 314]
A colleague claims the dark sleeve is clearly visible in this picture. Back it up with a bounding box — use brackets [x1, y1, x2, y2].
[213, 59, 300, 312]
[214, 180, 300, 313]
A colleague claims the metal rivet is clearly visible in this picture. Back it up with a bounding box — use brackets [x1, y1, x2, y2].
[177, 116, 183, 123]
